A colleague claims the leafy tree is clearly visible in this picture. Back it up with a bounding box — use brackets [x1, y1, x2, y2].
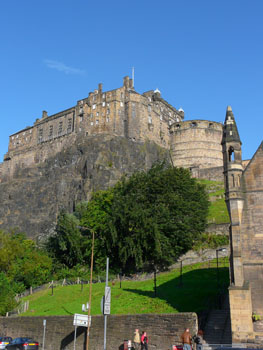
[0, 272, 17, 316]
[110, 162, 209, 272]
[46, 163, 209, 277]
[46, 211, 83, 268]
[0, 230, 52, 291]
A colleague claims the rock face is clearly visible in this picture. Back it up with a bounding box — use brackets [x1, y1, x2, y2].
[0, 135, 169, 240]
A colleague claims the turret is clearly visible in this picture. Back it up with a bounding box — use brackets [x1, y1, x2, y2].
[222, 106, 243, 201]
[222, 106, 244, 286]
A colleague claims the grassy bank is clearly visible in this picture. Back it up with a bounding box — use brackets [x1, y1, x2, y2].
[20, 259, 229, 316]
[198, 180, 229, 225]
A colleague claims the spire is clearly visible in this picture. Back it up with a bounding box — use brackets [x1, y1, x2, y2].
[223, 106, 241, 144]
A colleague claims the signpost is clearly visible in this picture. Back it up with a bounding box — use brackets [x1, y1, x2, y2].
[103, 258, 111, 350]
[42, 319, 46, 350]
[73, 314, 91, 350]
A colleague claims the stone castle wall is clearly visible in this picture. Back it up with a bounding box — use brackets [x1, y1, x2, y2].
[0, 313, 197, 350]
[170, 120, 223, 172]
[1, 77, 183, 180]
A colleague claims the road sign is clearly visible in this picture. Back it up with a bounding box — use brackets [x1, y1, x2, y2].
[104, 286, 111, 315]
[105, 287, 111, 302]
[73, 313, 91, 327]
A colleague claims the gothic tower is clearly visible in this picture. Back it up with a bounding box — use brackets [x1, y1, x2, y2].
[222, 106, 244, 286]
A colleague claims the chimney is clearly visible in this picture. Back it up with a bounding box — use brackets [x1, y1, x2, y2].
[98, 83, 103, 93]
[123, 76, 130, 89]
[129, 78, 134, 89]
[42, 110, 48, 119]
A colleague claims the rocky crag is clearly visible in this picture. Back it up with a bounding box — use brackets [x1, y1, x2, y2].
[0, 135, 169, 240]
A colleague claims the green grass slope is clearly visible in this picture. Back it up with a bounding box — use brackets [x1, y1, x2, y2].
[21, 260, 229, 316]
[198, 180, 229, 225]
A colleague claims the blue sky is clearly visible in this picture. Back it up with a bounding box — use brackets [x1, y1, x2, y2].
[0, 0, 262, 161]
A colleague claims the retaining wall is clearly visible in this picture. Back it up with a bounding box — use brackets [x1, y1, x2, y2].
[0, 313, 197, 350]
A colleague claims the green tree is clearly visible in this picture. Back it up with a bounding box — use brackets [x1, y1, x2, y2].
[110, 162, 209, 272]
[46, 211, 83, 268]
[0, 272, 17, 316]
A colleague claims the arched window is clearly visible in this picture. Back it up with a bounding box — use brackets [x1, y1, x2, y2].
[228, 146, 235, 162]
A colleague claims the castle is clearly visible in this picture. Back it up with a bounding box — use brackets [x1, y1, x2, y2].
[0, 77, 263, 343]
[0, 76, 184, 179]
[0, 76, 226, 182]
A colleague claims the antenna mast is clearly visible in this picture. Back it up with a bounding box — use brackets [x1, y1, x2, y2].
[132, 67, 135, 87]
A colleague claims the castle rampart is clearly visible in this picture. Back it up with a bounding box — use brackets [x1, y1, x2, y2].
[170, 120, 223, 172]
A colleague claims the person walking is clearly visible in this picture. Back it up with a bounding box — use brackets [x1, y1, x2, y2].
[133, 329, 140, 350]
[141, 331, 148, 350]
[181, 328, 192, 350]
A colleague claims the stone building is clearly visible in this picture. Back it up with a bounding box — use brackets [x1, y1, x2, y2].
[170, 120, 224, 181]
[222, 106, 263, 343]
[1, 76, 183, 180]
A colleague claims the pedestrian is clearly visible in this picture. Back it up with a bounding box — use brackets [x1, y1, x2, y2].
[141, 331, 148, 350]
[133, 329, 140, 350]
[181, 328, 192, 350]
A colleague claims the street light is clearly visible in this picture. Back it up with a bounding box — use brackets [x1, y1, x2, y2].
[216, 248, 227, 289]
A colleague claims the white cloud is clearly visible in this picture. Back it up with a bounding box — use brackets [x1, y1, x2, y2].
[44, 59, 85, 75]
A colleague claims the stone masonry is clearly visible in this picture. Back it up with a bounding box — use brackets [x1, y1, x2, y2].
[0, 313, 197, 350]
[222, 106, 263, 343]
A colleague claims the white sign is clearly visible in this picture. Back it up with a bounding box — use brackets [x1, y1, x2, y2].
[104, 286, 111, 315]
[105, 287, 111, 303]
[104, 302, 111, 315]
[73, 313, 91, 327]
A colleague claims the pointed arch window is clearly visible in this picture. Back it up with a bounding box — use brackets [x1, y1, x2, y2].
[228, 146, 235, 162]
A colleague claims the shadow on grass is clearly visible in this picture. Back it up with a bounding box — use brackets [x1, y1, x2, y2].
[61, 306, 74, 315]
[123, 267, 229, 313]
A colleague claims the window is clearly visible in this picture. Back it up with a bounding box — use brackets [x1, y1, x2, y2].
[102, 93, 105, 99]
[58, 121, 63, 135]
[96, 120, 99, 125]
[120, 101, 124, 107]
[93, 95, 97, 101]
[107, 103, 110, 107]
[169, 120, 172, 125]
[148, 105, 151, 113]
[148, 116, 152, 124]
[107, 109, 110, 115]
[79, 116, 83, 122]
[67, 118, 72, 132]
[96, 112, 99, 116]
[160, 115, 163, 121]
[228, 146, 235, 162]
[38, 128, 43, 142]
[191, 122, 197, 128]
[91, 121, 94, 126]
[79, 107, 83, 115]
[90, 113, 93, 118]
[176, 124, 181, 129]
[92, 104, 96, 110]
[106, 117, 110, 122]
[49, 125, 53, 138]
[102, 102, 106, 107]
[121, 92, 124, 99]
